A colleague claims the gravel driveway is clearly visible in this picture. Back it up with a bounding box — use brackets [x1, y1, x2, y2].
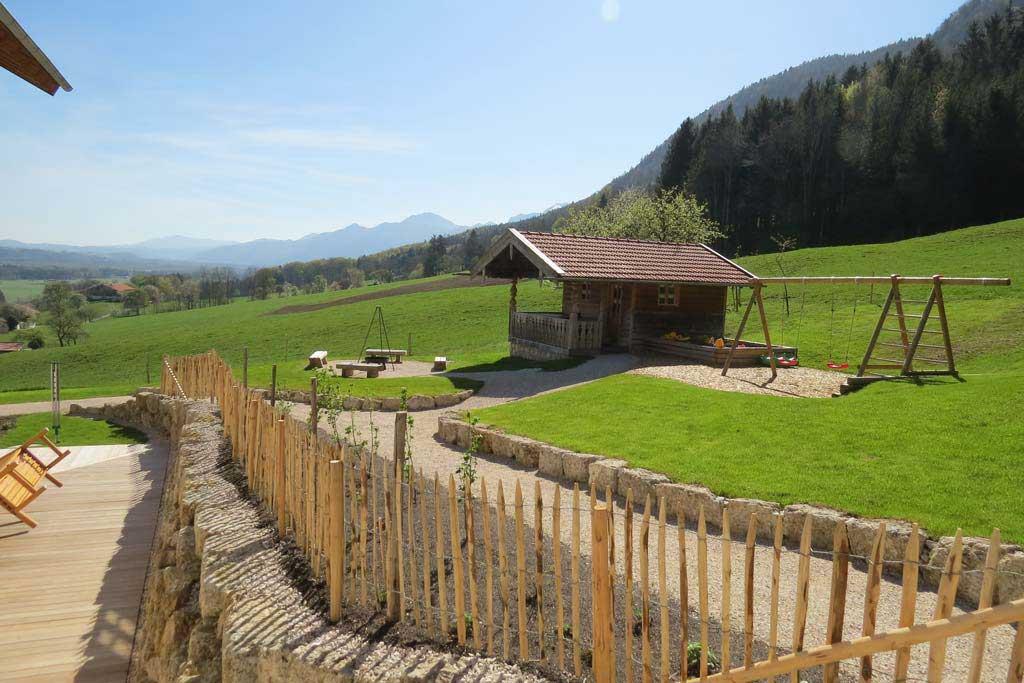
[291, 355, 1018, 680]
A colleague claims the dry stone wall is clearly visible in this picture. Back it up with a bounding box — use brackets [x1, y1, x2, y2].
[437, 412, 1024, 607]
[79, 392, 543, 683]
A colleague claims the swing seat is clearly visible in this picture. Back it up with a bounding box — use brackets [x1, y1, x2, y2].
[827, 361, 849, 370]
[759, 353, 799, 368]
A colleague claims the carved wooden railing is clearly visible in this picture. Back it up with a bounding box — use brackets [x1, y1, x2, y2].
[510, 312, 601, 352]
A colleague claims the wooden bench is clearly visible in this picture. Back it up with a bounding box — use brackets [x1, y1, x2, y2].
[338, 362, 381, 378]
[364, 348, 407, 364]
[306, 350, 329, 369]
[432, 356, 448, 372]
[0, 428, 71, 528]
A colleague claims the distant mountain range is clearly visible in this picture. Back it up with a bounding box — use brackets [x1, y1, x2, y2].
[2, 203, 575, 270]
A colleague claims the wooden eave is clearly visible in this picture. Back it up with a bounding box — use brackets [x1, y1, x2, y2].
[0, 3, 72, 95]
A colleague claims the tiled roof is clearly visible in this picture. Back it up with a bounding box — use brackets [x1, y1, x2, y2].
[517, 231, 753, 285]
[0, 342, 24, 352]
[109, 283, 137, 293]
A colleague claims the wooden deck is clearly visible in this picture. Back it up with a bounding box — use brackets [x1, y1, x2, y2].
[0, 442, 168, 682]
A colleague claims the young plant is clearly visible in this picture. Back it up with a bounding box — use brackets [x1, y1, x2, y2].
[455, 413, 480, 498]
[686, 642, 721, 676]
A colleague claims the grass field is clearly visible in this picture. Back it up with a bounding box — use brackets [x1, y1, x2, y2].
[0, 274, 560, 401]
[474, 219, 1024, 542]
[0, 279, 48, 304]
[0, 412, 148, 448]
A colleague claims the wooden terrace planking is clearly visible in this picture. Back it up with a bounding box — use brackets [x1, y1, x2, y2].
[0, 442, 168, 682]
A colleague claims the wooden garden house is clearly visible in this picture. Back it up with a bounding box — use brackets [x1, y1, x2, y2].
[473, 229, 772, 363]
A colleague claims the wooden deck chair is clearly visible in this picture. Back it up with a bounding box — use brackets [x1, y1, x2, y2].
[0, 429, 71, 528]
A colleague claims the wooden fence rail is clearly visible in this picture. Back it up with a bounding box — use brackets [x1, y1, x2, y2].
[162, 352, 1024, 683]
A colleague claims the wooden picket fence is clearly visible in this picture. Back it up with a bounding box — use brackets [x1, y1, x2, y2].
[161, 352, 1024, 682]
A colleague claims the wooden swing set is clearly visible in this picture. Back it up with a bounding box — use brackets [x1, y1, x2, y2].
[722, 274, 1011, 384]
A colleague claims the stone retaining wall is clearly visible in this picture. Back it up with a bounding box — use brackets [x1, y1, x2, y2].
[437, 413, 1024, 607]
[79, 393, 541, 683]
[276, 388, 474, 411]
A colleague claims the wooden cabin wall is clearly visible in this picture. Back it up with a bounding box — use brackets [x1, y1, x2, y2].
[560, 282, 608, 318]
[631, 284, 728, 341]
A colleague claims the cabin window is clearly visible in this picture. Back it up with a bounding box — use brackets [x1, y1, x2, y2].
[657, 285, 676, 306]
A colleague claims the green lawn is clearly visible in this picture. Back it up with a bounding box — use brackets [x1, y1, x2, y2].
[0, 384, 141, 405]
[1, 412, 148, 448]
[474, 219, 1024, 542]
[0, 279, 48, 303]
[0, 274, 560, 401]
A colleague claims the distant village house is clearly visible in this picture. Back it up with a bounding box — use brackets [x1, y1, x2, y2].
[84, 282, 137, 302]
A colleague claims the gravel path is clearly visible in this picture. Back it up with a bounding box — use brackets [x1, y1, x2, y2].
[292, 356, 1017, 680]
[632, 356, 847, 398]
[0, 395, 132, 417]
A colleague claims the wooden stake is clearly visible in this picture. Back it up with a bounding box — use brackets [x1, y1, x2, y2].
[553, 485, 565, 670]
[641, 493, 653, 683]
[515, 480, 528, 660]
[625, 489, 635, 683]
[698, 507, 709, 680]
[768, 513, 783, 660]
[394, 412, 406, 620]
[722, 504, 732, 669]
[860, 523, 886, 680]
[407, 466, 420, 626]
[535, 481, 545, 660]
[309, 376, 318, 433]
[967, 529, 1002, 683]
[1008, 621, 1024, 683]
[893, 523, 921, 681]
[449, 474, 466, 645]
[659, 496, 670, 683]
[361, 455, 369, 608]
[572, 483, 582, 676]
[743, 513, 757, 670]
[790, 516, 813, 683]
[270, 363, 277, 406]
[927, 529, 964, 680]
[823, 523, 850, 683]
[482, 478, 495, 656]
[418, 470, 431, 632]
[275, 418, 286, 536]
[329, 459, 344, 622]
[434, 473, 449, 637]
[467, 476, 480, 649]
[678, 505, 689, 682]
[498, 481, 511, 660]
[592, 502, 614, 683]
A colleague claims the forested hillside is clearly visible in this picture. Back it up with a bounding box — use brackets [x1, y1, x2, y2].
[658, 6, 1024, 253]
[605, 0, 1015, 194]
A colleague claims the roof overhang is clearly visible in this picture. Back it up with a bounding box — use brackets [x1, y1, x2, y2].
[0, 3, 72, 95]
[472, 228, 565, 280]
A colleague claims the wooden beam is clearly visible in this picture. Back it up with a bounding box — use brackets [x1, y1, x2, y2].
[722, 287, 756, 376]
[706, 598, 1024, 683]
[752, 276, 1010, 286]
[857, 285, 895, 378]
[753, 285, 777, 379]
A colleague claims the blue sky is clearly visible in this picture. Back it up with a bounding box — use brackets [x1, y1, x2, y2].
[1, 1, 963, 245]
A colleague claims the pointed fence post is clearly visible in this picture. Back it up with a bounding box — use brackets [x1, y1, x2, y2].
[591, 502, 614, 683]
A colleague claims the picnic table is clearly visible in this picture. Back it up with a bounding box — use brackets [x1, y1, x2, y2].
[364, 348, 407, 364]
